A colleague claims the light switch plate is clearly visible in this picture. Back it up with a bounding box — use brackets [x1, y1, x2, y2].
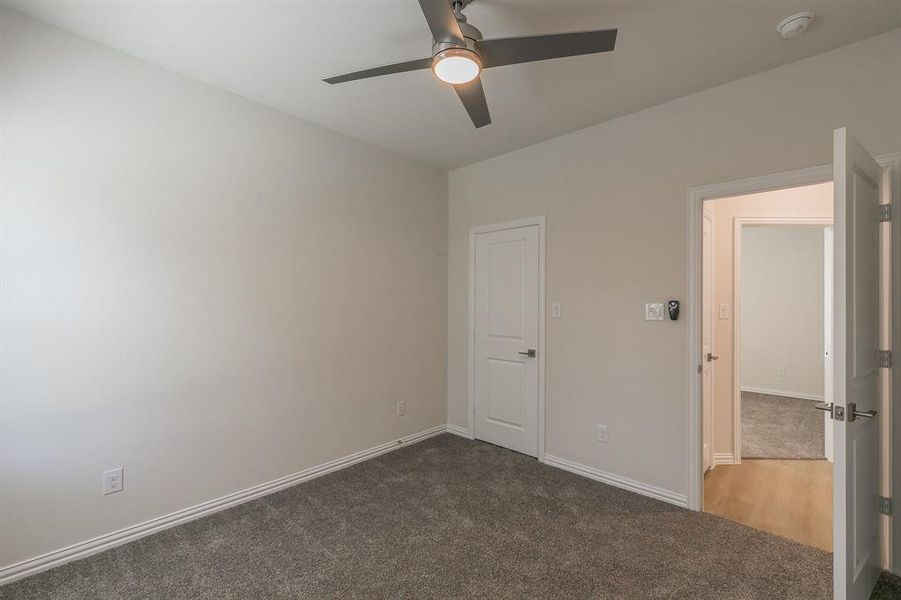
[551, 303, 561, 318]
[719, 304, 730, 320]
[645, 303, 664, 321]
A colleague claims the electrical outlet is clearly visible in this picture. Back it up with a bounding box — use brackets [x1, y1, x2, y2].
[719, 304, 730, 320]
[103, 467, 124, 495]
[776, 367, 786, 377]
[596, 424, 609, 443]
[552, 303, 561, 318]
[396, 401, 406, 416]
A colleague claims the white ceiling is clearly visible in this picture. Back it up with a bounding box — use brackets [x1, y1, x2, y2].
[5, 0, 901, 169]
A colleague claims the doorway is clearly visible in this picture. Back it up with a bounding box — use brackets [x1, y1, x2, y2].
[734, 220, 834, 465]
[701, 191, 834, 551]
[687, 132, 900, 600]
[468, 217, 546, 458]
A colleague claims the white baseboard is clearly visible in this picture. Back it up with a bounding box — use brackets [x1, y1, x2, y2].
[713, 452, 736, 466]
[0, 424, 447, 586]
[740, 386, 824, 402]
[542, 454, 688, 508]
[445, 424, 474, 439]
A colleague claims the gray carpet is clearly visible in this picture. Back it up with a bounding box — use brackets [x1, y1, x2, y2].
[872, 571, 901, 599]
[0, 434, 857, 599]
[742, 392, 826, 459]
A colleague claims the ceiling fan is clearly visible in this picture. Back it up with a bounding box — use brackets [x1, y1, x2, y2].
[323, 0, 617, 128]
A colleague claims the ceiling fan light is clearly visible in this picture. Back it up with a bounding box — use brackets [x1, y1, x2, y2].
[432, 48, 481, 85]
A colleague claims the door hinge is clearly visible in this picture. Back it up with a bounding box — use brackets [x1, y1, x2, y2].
[878, 203, 892, 223]
[879, 496, 892, 516]
[878, 350, 892, 368]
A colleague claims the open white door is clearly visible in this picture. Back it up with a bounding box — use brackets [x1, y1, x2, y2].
[833, 127, 883, 600]
[702, 209, 715, 472]
[825, 226, 834, 463]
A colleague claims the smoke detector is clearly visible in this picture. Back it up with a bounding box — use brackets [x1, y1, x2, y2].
[777, 12, 815, 39]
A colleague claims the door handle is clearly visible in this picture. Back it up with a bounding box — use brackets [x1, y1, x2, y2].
[815, 402, 876, 422]
[814, 402, 845, 421]
[847, 402, 877, 422]
[706, 353, 719, 362]
[518, 349, 537, 358]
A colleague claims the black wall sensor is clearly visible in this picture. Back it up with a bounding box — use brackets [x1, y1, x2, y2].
[667, 300, 680, 321]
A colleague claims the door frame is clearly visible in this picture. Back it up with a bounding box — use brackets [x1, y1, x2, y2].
[730, 216, 834, 464]
[467, 215, 546, 461]
[686, 154, 901, 573]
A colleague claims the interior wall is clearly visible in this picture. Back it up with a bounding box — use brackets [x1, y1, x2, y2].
[447, 29, 901, 501]
[0, 10, 448, 570]
[707, 185, 832, 457]
[741, 226, 826, 399]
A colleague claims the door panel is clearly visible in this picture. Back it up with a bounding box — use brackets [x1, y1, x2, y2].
[486, 241, 526, 339]
[833, 127, 883, 600]
[474, 225, 540, 456]
[487, 358, 525, 427]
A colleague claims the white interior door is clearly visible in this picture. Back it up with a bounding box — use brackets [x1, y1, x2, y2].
[702, 209, 715, 472]
[474, 224, 540, 456]
[825, 226, 835, 463]
[833, 127, 883, 600]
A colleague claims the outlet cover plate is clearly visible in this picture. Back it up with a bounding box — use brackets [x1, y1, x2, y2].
[103, 467, 124, 495]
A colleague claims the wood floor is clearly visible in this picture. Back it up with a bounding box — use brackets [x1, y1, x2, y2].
[704, 459, 832, 552]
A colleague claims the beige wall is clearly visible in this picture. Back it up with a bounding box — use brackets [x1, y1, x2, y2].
[448, 30, 901, 499]
[707, 185, 832, 456]
[741, 226, 826, 398]
[1, 11, 447, 569]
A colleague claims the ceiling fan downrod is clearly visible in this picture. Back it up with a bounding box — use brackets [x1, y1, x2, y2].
[452, 0, 471, 16]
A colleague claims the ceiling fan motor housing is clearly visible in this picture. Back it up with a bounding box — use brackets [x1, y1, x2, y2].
[433, 0, 483, 58]
[433, 7, 482, 61]
[433, 36, 480, 59]
[457, 19, 483, 42]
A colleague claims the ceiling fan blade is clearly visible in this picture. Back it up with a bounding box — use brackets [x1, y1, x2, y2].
[454, 77, 491, 128]
[323, 57, 433, 84]
[418, 0, 465, 45]
[478, 28, 617, 69]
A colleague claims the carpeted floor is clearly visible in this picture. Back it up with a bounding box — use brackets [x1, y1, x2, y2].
[3, 433, 891, 600]
[872, 571, 901, 599]
[742, 392, 826, 459]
